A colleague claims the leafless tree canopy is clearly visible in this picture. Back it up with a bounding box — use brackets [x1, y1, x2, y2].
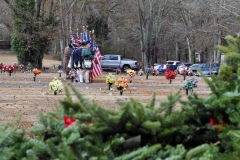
[1, 0, 240, 66]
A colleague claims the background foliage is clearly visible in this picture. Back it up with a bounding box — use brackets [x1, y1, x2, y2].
[1, 0, 240, 67]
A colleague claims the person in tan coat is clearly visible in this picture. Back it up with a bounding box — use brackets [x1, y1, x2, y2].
[64, 44, 73, 78]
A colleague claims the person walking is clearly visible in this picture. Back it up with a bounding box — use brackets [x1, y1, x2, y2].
[81, 41, 95, 83]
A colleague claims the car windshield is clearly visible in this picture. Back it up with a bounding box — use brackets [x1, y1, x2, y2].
[199, 63, 209, 68]
[102, 55, 110, 60]
[190, 64, 199, 67]
[199, 63, 219, 68]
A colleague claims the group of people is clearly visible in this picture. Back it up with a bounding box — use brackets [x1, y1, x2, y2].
[64, 41, 95, 83]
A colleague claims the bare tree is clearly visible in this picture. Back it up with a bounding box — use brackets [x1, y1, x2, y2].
[136, 0, 183, 68]
[2, 0, 240, 67]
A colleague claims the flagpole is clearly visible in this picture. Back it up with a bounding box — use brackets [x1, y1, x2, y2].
[70, 27, 72, 44]
[83, 26, 85, 41]
[86, 26, 88, 40]
[77, 29, 79, 47]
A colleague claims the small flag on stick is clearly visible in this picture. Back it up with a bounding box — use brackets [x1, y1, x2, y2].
[70, 28, 75, 44]
[83, 26, 88, 41]
[76, 29, 81, 45]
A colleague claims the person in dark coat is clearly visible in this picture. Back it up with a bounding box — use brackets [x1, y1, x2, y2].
[64, 44, 73, 78]
[74, 44, 84, 83]
[74, 46, 83, 69]
[81, 41, 95, 83]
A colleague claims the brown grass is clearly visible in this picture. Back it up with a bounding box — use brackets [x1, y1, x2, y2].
[0, 51, 211, 131]
[0, 50, 61, 67]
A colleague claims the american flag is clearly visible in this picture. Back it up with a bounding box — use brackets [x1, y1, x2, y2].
[90, 38, 102, 79]
[70, 30, 75, 44]
[89, 37, 96, 50]
[83, 29, 88, 41]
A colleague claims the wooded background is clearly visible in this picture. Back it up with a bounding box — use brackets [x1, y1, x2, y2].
[1, 0, 240, 68]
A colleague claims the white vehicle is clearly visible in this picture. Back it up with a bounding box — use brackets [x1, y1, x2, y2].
[163, 61, 181, 70]
[154, 63, 163, 69]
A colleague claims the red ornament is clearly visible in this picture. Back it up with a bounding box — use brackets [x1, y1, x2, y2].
[210, 118, 227, 132]
[210, 118, 218, 126]
[64, 115, 75, 128]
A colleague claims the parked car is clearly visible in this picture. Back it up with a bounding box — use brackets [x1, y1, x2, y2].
[100, 54, 140, 71]
[163, 60, 181, 72]
[154, 63, 162, 69]
[154, 63, 165, 73]
[188, 64, 201, 76]
[211, 67, 220, 75]
[188, 64, 200, 72]
[197, 63, 220, 76]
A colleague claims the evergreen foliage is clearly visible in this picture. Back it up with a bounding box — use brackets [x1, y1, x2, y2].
[11, 0, 55, 68]
[0, 115, 31, 159]
[86, 15, 109, 40]
[0, 86, 223, 159]
[2, 32, 240, 159]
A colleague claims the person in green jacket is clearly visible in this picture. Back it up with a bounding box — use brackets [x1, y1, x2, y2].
[81, 41, 95, 83]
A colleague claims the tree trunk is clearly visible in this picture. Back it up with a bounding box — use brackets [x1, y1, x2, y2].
[191, 34, 195, 64]
[176, 42, 179, 60]
[186, 37, 192, 63]
[137, 0, 167, 70]
[59, 0, 67, 68]
[216, 29, 221, 63]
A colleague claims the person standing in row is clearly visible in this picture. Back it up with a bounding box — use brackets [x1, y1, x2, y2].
[81, 41, 95, 83]
[74, 43, 84, 83]
[64, 44, 73, 79]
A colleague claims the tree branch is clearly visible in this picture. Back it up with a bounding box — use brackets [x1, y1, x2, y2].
[3, 0, 18, 15]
